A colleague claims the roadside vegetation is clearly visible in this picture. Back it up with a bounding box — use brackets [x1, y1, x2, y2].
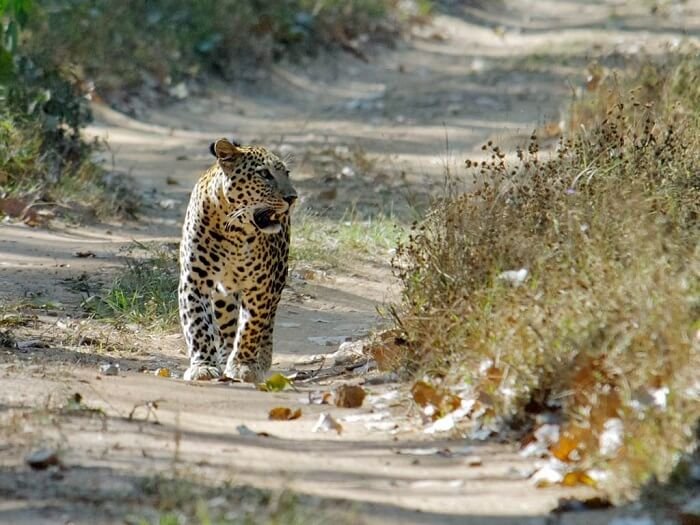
[291, 209, 404, 269]
[389, 54, 700, 499]
[1, 0, 417, 222]
[28, 0, 425, 104]
[84, 242, 180, 330]
[0, 0, 138, 220]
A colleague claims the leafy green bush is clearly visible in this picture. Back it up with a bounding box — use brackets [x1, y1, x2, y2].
[29, 0, 404, 97]
[391, 55, 699, 497]
[1, 0, 137, 218]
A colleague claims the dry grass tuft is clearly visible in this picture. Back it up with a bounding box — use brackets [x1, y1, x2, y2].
[390, 54, 700, 497]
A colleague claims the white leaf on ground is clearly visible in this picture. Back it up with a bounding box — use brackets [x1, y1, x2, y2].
[530, 458, 567, 487]
[423, 398, 474, 435]
[587, 468, 610, 485]
[312, 413, 343, 435]
[531, 465, 564, 487]
[631, 386, 670, 411]
[599, 418, 624, 456]
[236, 425, 258, 437]
[169, 82, 189, 99]
[534, 423, 560, 445]
[333, 340, 365, 365]
[396, 446, 473, 457]
[341, 166, 355, 177]
[366, 390, 400, 406]
[497, 268, 528, 285]
[649, 386, 669, 409]
[99, 363, 120, 376]
[424, 413, 456, 434]
[520, 441, 549, 458]
[340, 410, 390, 423]
[364, 421, 398, 432]
[158, 198, 178, 210]
[478, 359, 494, 375]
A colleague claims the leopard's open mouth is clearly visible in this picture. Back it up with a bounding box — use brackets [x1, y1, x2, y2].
[252, 207, 282, 234]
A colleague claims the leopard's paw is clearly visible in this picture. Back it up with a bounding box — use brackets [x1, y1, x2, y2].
[224, 363, 263, 383]
[183, 364, 222, 381]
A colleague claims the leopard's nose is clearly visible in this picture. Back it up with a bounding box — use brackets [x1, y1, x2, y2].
[284, 195, 297, 206]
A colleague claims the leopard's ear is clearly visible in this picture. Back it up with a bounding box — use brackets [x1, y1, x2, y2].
[211, 138, 242, 160]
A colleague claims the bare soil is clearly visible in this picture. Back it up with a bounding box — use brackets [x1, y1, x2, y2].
[1, 2, 698, 523]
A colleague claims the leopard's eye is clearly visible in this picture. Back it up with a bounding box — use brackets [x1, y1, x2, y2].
[256, 167, 274, 180]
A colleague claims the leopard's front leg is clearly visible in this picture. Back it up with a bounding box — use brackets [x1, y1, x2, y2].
[224, 290, 279, 383]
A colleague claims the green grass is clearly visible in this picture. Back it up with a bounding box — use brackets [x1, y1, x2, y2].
[135, 477, 357, 525]
[390, 54, 700, 499]
[291, 208, 405, 269]
[86, 242, 179, 330]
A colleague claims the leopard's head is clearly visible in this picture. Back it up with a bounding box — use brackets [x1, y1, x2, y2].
[211, 138, 297, 235]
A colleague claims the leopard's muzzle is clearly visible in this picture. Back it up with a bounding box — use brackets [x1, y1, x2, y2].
[252, 207, 283, 234]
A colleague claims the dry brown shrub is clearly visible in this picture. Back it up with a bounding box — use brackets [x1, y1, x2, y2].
[390, 55, 700, 496]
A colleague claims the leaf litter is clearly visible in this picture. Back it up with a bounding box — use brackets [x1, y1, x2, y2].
[312, 413, 343, 435]
[268, 407, 302, 421]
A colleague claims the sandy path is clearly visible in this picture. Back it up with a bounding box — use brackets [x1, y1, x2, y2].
[1, 2, 698, 523]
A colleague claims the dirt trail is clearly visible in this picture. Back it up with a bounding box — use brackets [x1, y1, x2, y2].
[1, 2, 699, 524]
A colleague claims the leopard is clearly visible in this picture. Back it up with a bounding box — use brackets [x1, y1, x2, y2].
[178, 138, 297, 383]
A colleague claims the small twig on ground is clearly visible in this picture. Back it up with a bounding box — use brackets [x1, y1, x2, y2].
[128, 399, 164, 423]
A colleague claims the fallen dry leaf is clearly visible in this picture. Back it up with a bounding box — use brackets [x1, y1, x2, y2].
[411, 380, 442, 407]
[268, 407, 302, 421]
[257, 373, 292, 392]
[367, 330, 406, 371]
[307, 390, 332, 405]
[334, 385, 366, 408]
[154, 368, 171, 378]
[236, 424, 272, 438]
[0, 197, 29, 218]
[312, 413, 343, 435]
[411, 380, 461, 419]
[550, 424, 586, 462]
[465, 456, 483, 467]
[561, 470, 596, 488]
[26, 448, 61, 470]
[22, 208, 52, 227]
